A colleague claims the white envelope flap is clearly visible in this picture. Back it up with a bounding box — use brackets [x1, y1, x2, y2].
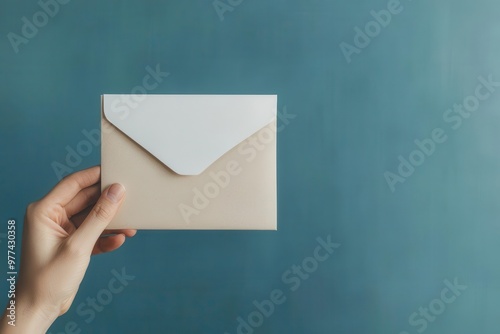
[102, 94, 277, 175]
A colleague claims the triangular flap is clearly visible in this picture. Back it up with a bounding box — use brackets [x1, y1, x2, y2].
[102, 94, 277, 175]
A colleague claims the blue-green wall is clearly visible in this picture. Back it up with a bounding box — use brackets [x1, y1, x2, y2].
[2, 0, 500, 333]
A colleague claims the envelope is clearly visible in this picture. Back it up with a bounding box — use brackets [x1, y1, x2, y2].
[101, 94, 277, 230]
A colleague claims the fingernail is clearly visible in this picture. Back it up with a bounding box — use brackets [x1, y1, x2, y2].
[107, 184, 125, 203]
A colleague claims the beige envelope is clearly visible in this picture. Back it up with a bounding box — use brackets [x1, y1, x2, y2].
[101, 94, 277, 230]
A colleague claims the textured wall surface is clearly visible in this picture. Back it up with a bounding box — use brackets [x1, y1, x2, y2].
[1, 0, 500, 333]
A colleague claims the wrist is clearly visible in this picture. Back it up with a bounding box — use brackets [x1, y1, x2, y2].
[1, 294, 59, 333]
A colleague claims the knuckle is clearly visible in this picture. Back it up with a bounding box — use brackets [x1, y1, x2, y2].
[63, 171, 95, 191]
[26, 202, 40, 217]
[26, 202, 35, 213]
[84, 186, 99, 203]
[59, 305, 70, 316]
[68, 178, 83, 192]
[92, 202, 113, 222]
[59, 298, 76, 316]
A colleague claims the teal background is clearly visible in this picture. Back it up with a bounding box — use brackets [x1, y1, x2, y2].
[1, 0, 500, 333]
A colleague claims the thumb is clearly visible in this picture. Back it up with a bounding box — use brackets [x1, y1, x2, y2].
[71, 183, 126, 252]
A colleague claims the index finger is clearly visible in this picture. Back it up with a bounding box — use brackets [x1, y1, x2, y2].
[42, 166, 101, 206]
[70, 183, 126, 251]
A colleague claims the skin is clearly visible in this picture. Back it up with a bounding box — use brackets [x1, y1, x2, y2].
[0, 166, 136, 333]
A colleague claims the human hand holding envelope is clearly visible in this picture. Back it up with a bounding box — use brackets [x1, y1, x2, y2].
[101, 94, 277, 230]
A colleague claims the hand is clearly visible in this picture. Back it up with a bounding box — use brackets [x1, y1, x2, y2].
[0, 166, 136, 333]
